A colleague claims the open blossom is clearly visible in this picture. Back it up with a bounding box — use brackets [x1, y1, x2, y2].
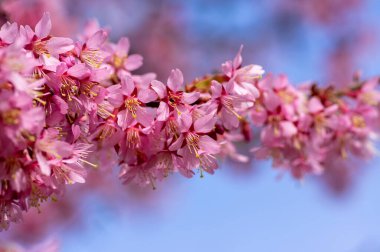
[169, 110, 220, 176]
[110, 76, 157, 130]
[0, 12, 380, 231]
[105, 37, 143, 74]
[151, 68, 199, 121]
[222, 46, 263, 100]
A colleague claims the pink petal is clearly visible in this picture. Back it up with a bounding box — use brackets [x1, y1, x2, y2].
[273, 74, 289, 90]
[86, 30, 108, 49]
[72, 125, 81, 141]
[136, 107, 156, 127]
[56, 63, 68, 76]
[211, 80, 222, 98]
[151, 80, 167, 98]
[308, 97, 324, 114]
[157, 102, 169, 121]
[222, 61, 233, 77]
[194, 112, 217, 133]
[251, 105, 267, 126]
[35, 12, 51, 38]
[169, 134, 184, 151]
[233, 45, 243, 69]
[36, 152, 51, 176]
[280, 121, 297, 137]
[67, 63, 90, 79]
[47, 37, 74, 55]
[121, 76, 135, 96]
[263, 91, 281, 112]
[117, 110, 133, 130]
[221, 107, 239, 129]
[117, 37, 130, 54]
[90, 65, 113, 82]
[124, 54, 143, 71]
[225, 80, 235, 93]
[199, 135, 220, 154]
[0, 22, 18, 43]
[167, 68, 183, 92]
[66, 165, 86, 183]
[183, 92, 200, 104]
[52, 95, 68, 114]
[177, 110, 192, 132]
[106, 85, 124, 107]
[138, 89, 158, 103]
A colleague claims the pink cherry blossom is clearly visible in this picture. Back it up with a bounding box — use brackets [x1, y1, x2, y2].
[0, 12, 379, 232]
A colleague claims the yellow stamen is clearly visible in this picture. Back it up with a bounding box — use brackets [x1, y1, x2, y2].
[186, 132, 200, 158]
[125, 97, 141, 118]
[81, 49, 104, 68]
[1, 109, 20, 125]
[352, 115, 366, 128]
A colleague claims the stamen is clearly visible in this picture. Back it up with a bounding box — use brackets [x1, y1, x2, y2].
[186, 132, 200, 158]
[113, 54, 126, 68]
[221, 96, 242, 120]
[81, 81, 99, 98]
[352, 115, 366, 128]
[126, 128, 140, 149]
[60, 76, 78, 101]
[79, 158, 98, 168]
[33, 40, 49, 55]
[168, 91, 183, 108]
[81, 49, 104, 68]
[125, 97, 141, 118]
[1, 109, 20, 125]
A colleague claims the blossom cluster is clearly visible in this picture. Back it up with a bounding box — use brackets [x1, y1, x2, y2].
[252, 74, 380, 178]
[0, 13, 379, 231]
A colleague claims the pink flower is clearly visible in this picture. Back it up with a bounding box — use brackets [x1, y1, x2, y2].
[0, 22, 18, 46]
[115, 76, 156, 130]
[75, 29, 109, 69]
[21, 12, 74, 57]
[106, 37, 143, 72]
[151, 69, 199, 121]
[222, 46, 263, 100]
[209, 80, 245, 129]
[169, 110, 220, 176]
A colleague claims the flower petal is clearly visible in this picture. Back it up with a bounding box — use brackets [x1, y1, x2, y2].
[183, 92, 199, 104]
[47, 37, 74, 55]
[67, 63, 91, 79]
[157, 102, 169, 121]
[35, 12, 51, 38]
[124, 54, 143, 71]
[151, 80, 167, 98]
[167, 68, 183, 92]
[138, 89, 158, 103]
[199, 135, 220, 154]
[194, 112, 217, 133]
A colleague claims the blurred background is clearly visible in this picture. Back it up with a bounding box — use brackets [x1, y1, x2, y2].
[1, 0, 380, 251]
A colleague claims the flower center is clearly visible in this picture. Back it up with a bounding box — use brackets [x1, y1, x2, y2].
[168, 91, 182, 108]
[33, 40, 49, 55]
[81, 49, 104, 68]
[60, 76, 79, 101]
[186, 132, 200, 158]
[125, 97, 140, 118]
[1, 109, 20, 125]
[112, 55, 126, 68]
[81, 81, 99, 98]
[277, 90, 294, 104]
[351, 115, 366, 128]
